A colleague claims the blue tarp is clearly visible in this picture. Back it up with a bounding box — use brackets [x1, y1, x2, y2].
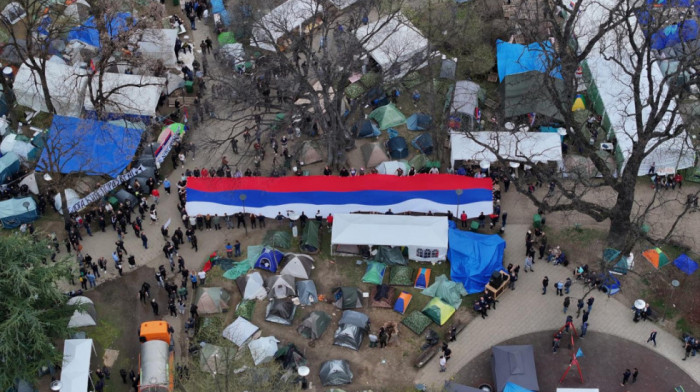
[219, 9, 232, 27]
[503, 382, 533, 392]
[406, 113, 432, 131]
[0, 197, 38, 228]
[211, 0, 225, 14]
[37, 116, 144, 177]
[496, 40, 562, 82]
[650, 20, 698, 50]
[448, 221, 506, 293]
[673, 254, 698, 275]
[67, 13, 133, 48]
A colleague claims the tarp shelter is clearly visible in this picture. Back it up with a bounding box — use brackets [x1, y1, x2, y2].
[412, 133, 434, 155]
[361, 143, 389, 168]
[406, 113, 432, 131]
[369, 103, 407, 130]
[673, 254, 698, 275]
[250, 0, 323, 52]
[255, 247, 284, 272]
[387, 136, 409, 159]
[370, 284, 395, 308]
[362, 262, 387, 285]
[83, 73, 165, 122]
[53, 189, 79, 214]
[296, 279, 318, 305]
[199, 343, 229, 374]
[491, 345, 540, 392]
[650, 20, 698, 50]
[67, 13, 133, 48]
[1, 2, 26, 24]
[332, 286, 363, 309]
[334, 310, 369, 350]
[39, 116, 144, 177]
[422, 297, 456, 325]
[275, 343, 306, 370]
[451, 80, 481, 119]
[332, 214, 448, 263]
[137, 29, 178, 68]
[599, 273, 621, 295]
[300, 220, 321, 253]
[298, 310, 331, 339]
[448, 223, 506, 293]
[421, 274, 468, 309]
[218, 32, 237, 45]
[393, 291, 413, 314]
[450, 131, 563, 171]
[60, 339, 94, 392]
[504, 382, 535, 392]
[414, 267, 431, 289]
[603, 248, 631, 274]
[376, 160, 409, 175]
[297, 141, 324, 165]
[0, 197, 38, 228]
[222, 317, 259, 347]
[67, 296, 97, 328]
[355, 13, 431, 80]
[194, 287, 230, 314]
[0, 151, 20, 184]
[642, 247, 671, 269]
[0, 134, 39, 162]
[266, 274, 296, 299]
[14, 62, 87, 117]
[280, 253, 314, 279]
[497, 40, 562, 82]
[219, 43, 245, 69]
[319, 360, 353, 386]
[248, 336, 279, 366]
[265, 298, 297, 325]
[556, 389, 599, 392]
[440, 58, 457, 79]
[353, 119, 381, 138]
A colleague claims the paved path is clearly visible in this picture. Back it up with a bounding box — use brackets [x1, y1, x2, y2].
[415, 223, 700, 388]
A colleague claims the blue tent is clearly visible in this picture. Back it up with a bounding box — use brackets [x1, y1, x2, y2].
[673, 254, 698, 275]
[650, 20, 698, 50]
[406, 113, 432, 131]
[600, 273, 621, 295]
[0, 152, 20, 184]
[37, 116, 144, 178]
[254, 248, 284, 273]
[603, 248, 630, 275]
[387, 137, 408, 159]
[411, 133, 433, 155]
[211, 0, 225, 13]
[352, 119, 380, 138]
[448, 222, 506, 293]
[67, 13, 133, 48]
[0, 197, 38, 228]
[496, 40, 562, 82]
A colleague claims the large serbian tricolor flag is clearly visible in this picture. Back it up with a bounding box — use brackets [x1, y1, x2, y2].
[186, 174, 493, 218]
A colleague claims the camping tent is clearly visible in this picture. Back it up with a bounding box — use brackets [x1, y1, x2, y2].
[451, 80, 481, 121]
[376, 160, 410, 175]
[1, 2, 26, 24]
[263, 231, 292, 249]
[53, 189, 80, 214]
[448, 223, 506, 293]
[275, 343, 307, 370]
[236, 272, 268, 300]
[255, 248, 284, 272]
[375, 246, 407, 265]
[421, 274, 468, 308]
[199, 343, 229, 374]
[248, 336, 279, 366]
[280, 253, 314, 279]
[393, 291, 413, 314]
[333, 310, 369, 350]
[265, 298, 297, 325]
[296, 279, 319, 305]
[266, 274, 296, 299]
[414, 267, 431, 289]
[331, 214, 448, 263]
[370, 284, 395, 308]
[67, 296, 97, 328]
[251, 0, 323, 52]
[83, 73, 165, 122]
[387, 136, 409, 159]
[449, 131, 563, 170]
[332, 287, 363, 309]
[60, 339, 94, 392]
[603, 248, 632, 274]
[67, 13, 133, 48]
[362, 262, 387, 285]
[361, 143, 389, 167]
[298, 310, 331, 339]
[222, 318, 259, 347]
[599, 273, 621, 295]
[0, 197, 38, 228]
[300, 220, 321, 253]
[412, 133, 434, 155]
[492, 345, 540, 392]
[406, 113, 433, 131]
[673, 254, 698, 275]
[137, 29, 178, 68]
[422, 297, 456, 326]
[14, 62, 87, 117]
[194, 287, 231, 314]
[297, 141, 324, 165]
[0, 134, 38, 162]
[0, 152, 20, 184]
[319, 360, 353, 386]
[353, 119, 381, 138]
[369, 104, 406, 130]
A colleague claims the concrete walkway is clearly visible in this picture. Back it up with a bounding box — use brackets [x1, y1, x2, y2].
[415, 223, 700, 388]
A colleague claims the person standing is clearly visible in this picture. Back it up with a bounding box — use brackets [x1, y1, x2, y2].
[647, 330, 657, 346]
[190, 273, 198, 289]
[552, 332, 561, 353]
[439, 355, 447, 372]
[580, 321, 588, 338]
[168, 301, 177, 317]
[563, 297, 570, 313]
[190, 303, 199, 319]
[542, 276, 549, 295]
[141, 232, 148, 249]
[587, 297, 595, 312]
[621, 369, 631, 386]
[460, 211, 467, 228]
[378, 327, 387, 348]
[501, 212, 508, 228]
[198, 270, 206, 286]
[576, 298, 585, 318]
[556, 281, 564, 296]
[683, 341, 692, 360]
[564, 277, 572, 294]
[632, 368, 638, 383]
[582, 310, 589, 323]
[524, 255, 534, 272]
[151, 299, 159, 316]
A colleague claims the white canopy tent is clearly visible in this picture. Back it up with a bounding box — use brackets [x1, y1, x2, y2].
[137, 29, 178, 68]
[355, 14, 432, 81]
[331, 214, 448, 263]
[14, 62, 87, 117]
[84, 73, 165, 119]
[60, 339, 95, 392]
[450, 131, 563, 170]
[251, 0, 323, 52]
[573, 0, 695, 176]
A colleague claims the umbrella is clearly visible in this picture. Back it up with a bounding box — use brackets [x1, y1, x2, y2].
[634, 299, 646, 310]
[642, 248, 671, 269]
[673, 254, 698, 275]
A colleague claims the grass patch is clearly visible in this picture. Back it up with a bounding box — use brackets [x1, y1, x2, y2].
[676, 317, 693, 334]
[87, 319, 120, 349]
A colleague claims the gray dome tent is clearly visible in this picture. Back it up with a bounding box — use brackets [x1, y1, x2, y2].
[67, 296, 97, 328]
[297, 310, 331, 339]
[265, 298, 297, 325]
[412, 133, 434, 155]
[266, 275, 296, 299]
[236, 272, 268, 300]
[332, 287, 363, 309]
[296, 279, 319, 305]
[319, 360, 353, 386]
[333, 310, 369, 351]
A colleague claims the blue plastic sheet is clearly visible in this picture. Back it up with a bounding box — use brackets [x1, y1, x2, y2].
[447, 221, 506, 293]
[496, 40, 562, 82]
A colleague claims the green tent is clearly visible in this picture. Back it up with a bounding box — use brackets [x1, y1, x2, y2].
[389, 266, 414, 286]
[500, 72, 565, 121]
[263, 231, 292, 249]
[420, 274, 468, 308]
[218, 32, 236, 45]
[369, 103, 406, 130]
[376, 246, 407, 265]
[422, 297, 456, 326]
[361, 262, 386, 285]
[402, 310, 433, 335]
[235, 299, 256, 320]
[300, 220, 321, 254]
[297, 310, 331, 339]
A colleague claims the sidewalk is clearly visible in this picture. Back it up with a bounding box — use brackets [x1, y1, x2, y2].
[414, 223, 700, 388]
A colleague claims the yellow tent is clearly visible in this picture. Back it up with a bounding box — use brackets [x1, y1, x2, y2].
[421, 297, 455, 326]
[572, 95, 586, 111]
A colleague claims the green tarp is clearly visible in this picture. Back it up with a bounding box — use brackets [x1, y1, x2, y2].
[218, 32, 236, 45]
[500, 72, 566, 121]
[421, 274, 468, 309]
[361, 262, 386, 285]
[300, 220, 320, 253]
[263, 230, 292, 249]
[345, 83, 366, 99]
[235, 299, 256, 320]
[223, 245, 264, 280]
[402, 310, 432, 335]
[369, 103, 406, 130]
[389, 266, 413, 286]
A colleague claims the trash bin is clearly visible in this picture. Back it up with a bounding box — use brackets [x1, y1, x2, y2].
[185, 80, 194, 93]
[173, 0, 180, 6]
[533, 214, 542, 229]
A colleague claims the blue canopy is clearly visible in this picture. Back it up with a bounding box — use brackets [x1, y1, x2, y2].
[211, 0, 225, 13]
[0, 197, 38, 228]
[650, 20, 698, 50]
[67, 13, 134, 48]
[254, 247, 284, 273]
[448, 222, 506, 293]
[496, 40, 562, 82]
[406, 113, 432, 131]
[673, 254, 698, 275]
[37, 116, 144, 177]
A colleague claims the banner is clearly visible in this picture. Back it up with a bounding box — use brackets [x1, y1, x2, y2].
[68, 165, 146, 213]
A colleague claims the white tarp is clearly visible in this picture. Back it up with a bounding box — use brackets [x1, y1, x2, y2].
[84, 73, 165, 118]
[248, 336, 279, 365]
[450, 131, 563, 169]
[451, 80, 480, 116]
[60, 339, 93, 392]
[331, 214, 448, 262]
[0, 133, 36, 161]
[2, 2, 26, 25]
[355, 14, 431, 80]
[14, 62, 87, 117]
[251, 0, 322, 52]
[573, 0, 695, 176]
[222, 317, 259, 347]
[137, 29, 178, 68]
[240, 272, 268, 300]
[326, 0, 359, 9]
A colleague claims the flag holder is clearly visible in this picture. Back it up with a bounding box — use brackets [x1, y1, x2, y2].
[556, 320, 584, 383]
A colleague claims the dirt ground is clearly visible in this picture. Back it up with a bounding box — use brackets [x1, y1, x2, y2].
[453, 331, 699, 391]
